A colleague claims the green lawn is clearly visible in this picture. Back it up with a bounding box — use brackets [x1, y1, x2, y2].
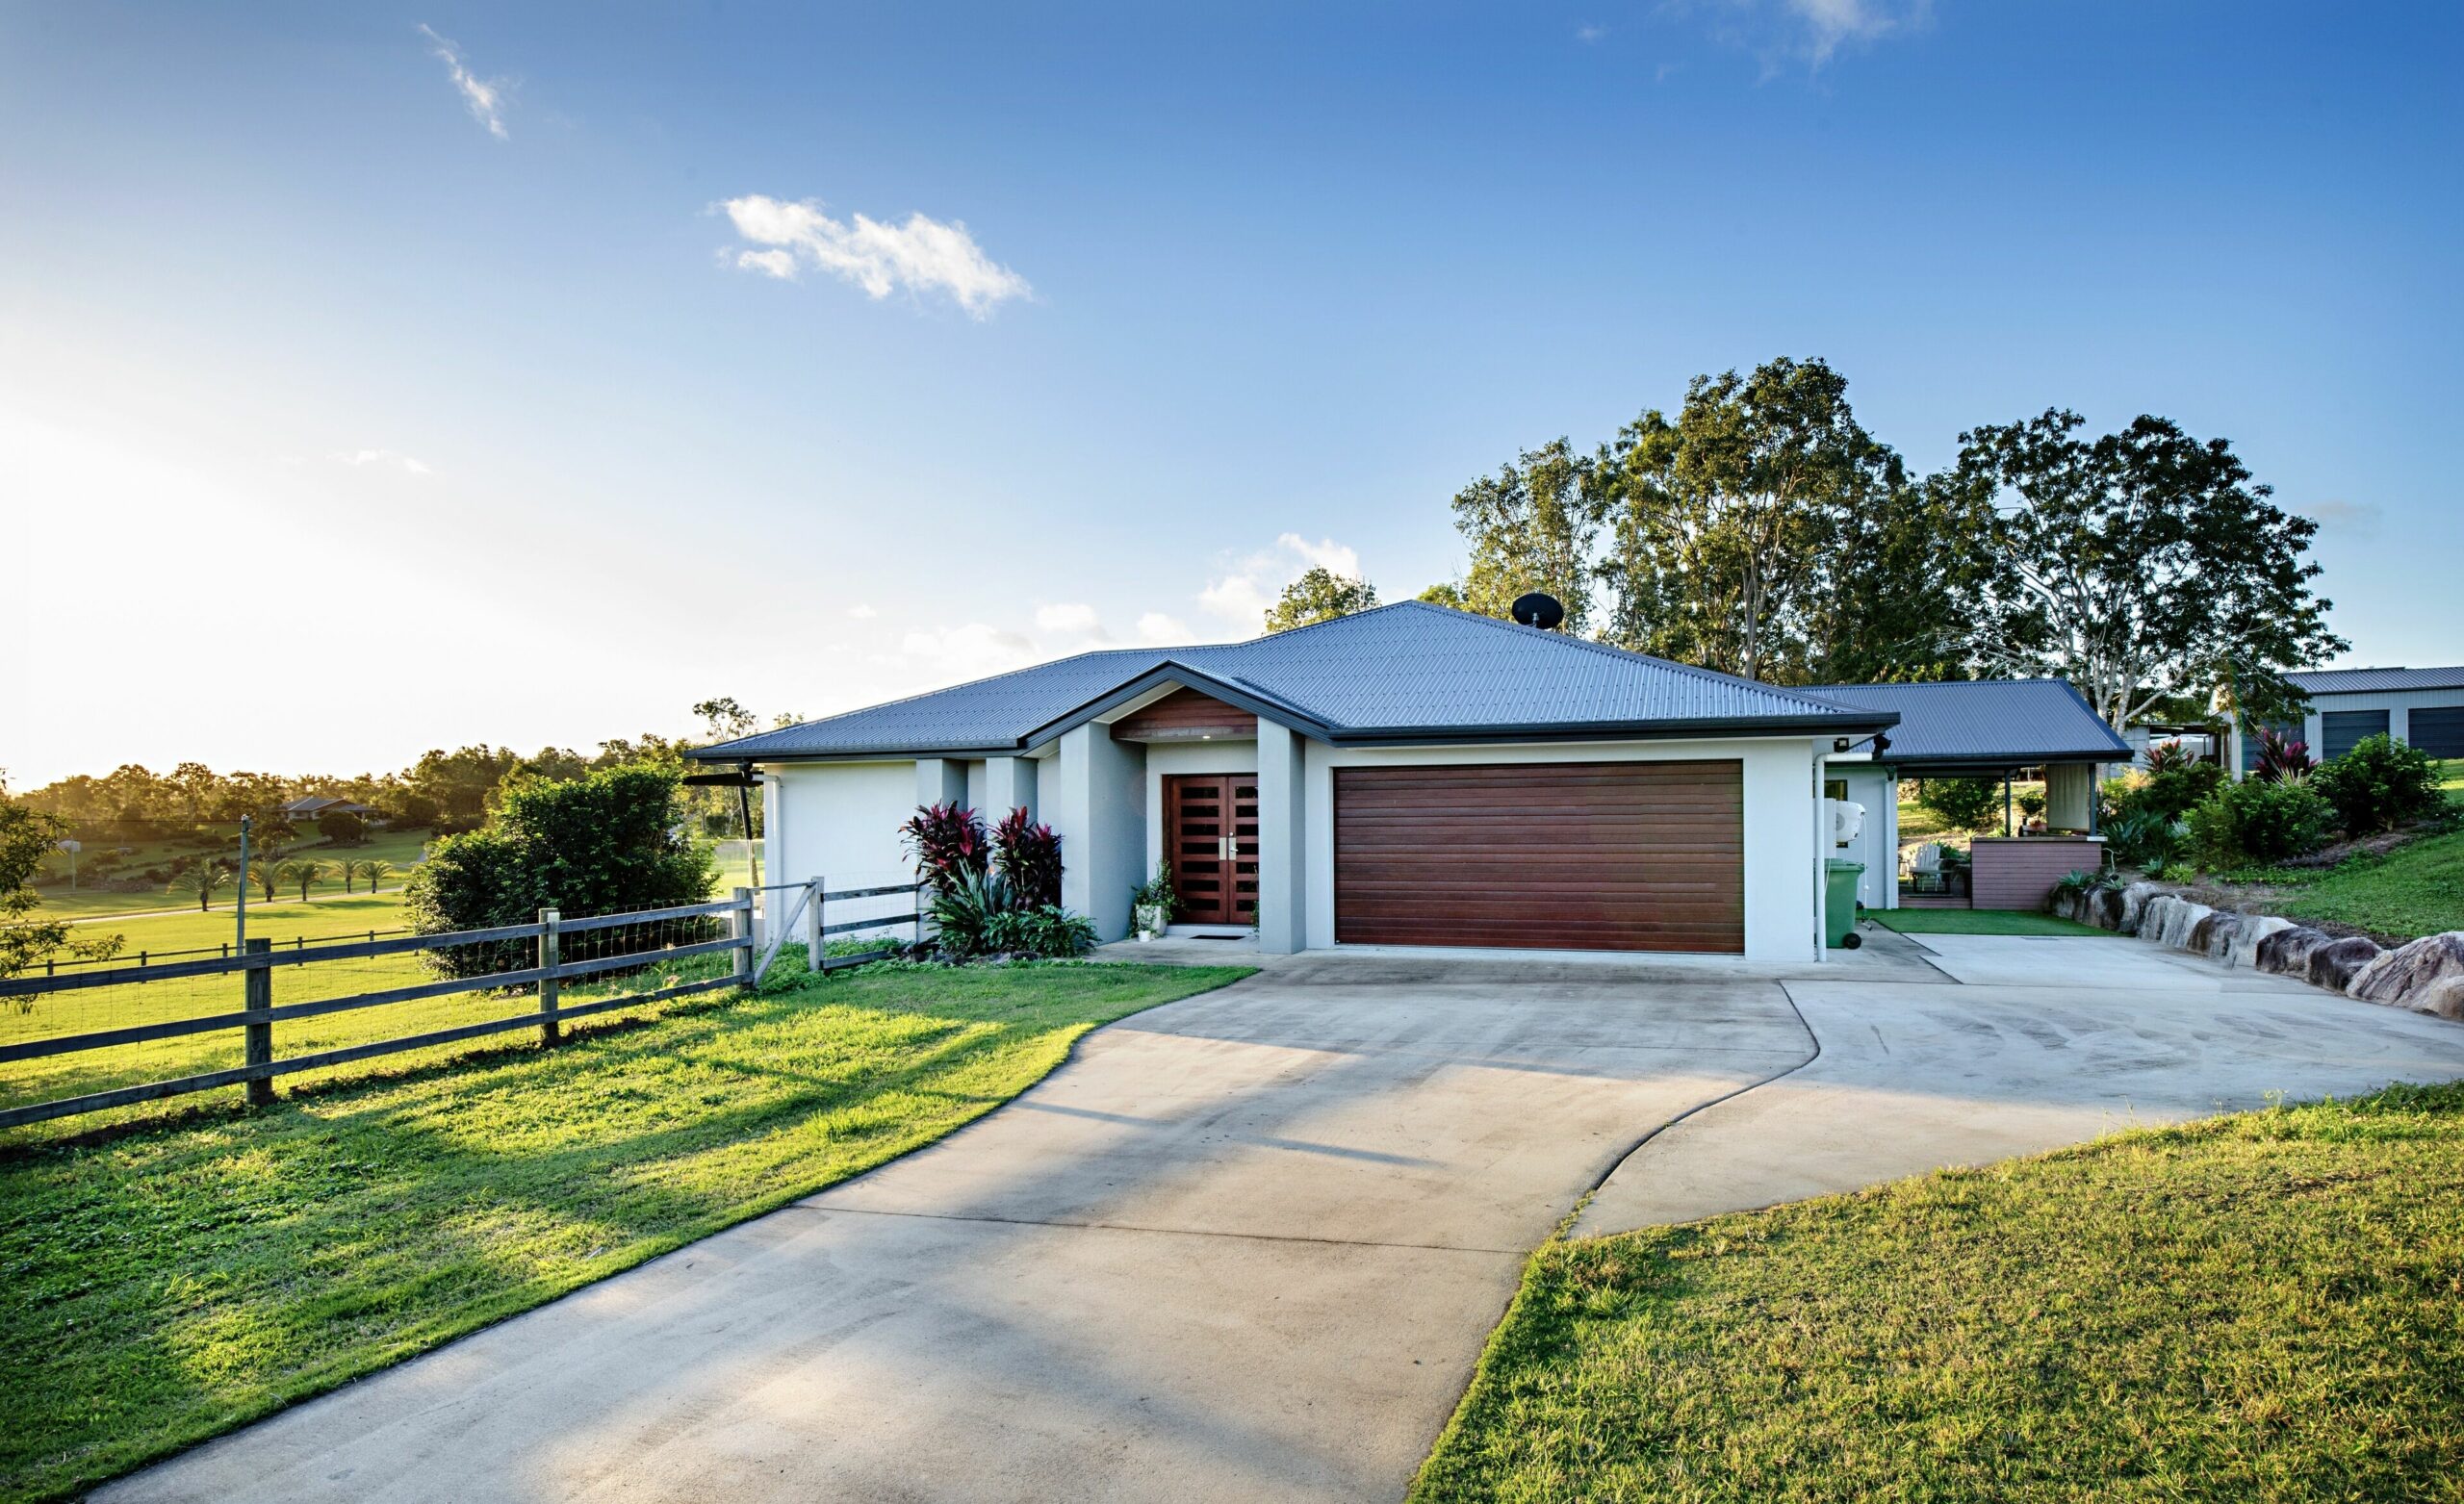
[1414, 1082, 2464, 1503]
[32, 828, 432, 922]
[0, 956, 1251, 1503]
[1869, 907, 2116, 937]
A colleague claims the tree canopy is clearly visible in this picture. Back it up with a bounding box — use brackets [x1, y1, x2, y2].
[1950, 410, 2345, 729]
[1438, 360, 2343, 710]
[1264, 567, 1379, 632]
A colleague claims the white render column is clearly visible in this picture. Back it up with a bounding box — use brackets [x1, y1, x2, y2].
[1254, 721, 1307, 954]
[1049, 726, 1145, 939]
[983, 755, 1039, 822]
[915, 758, 966, 810]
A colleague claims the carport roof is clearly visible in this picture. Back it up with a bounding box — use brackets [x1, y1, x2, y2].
[693, 601, 1897, 761]
[1802, 678, 2130, 773]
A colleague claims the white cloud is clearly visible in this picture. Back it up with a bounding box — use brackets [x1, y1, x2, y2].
[1682, 0, 1929, 68]
[1198, 533, 1366, 630]
[417, 24, 509, 140]
[720, 193, 1032, 318]
[1576, 23, 1609, 43]
[1034, 601, 1105, 637]
[329, 448, 431, 476]
[900, 622, 1040, 679]
[1136, 612, 1192, 645]
[846, 603, 879, 619]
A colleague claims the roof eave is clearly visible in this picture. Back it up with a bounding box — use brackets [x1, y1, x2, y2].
[1323, 711, 1898, 747]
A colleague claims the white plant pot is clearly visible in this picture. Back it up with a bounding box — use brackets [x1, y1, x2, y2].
[1133, 904, 1168, 940]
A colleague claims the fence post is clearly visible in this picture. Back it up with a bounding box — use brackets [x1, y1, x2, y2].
[538, 907, 561, 1046]
[732, 887, 755, 988]
[243, 937, 274, 1107]
[805, 877, 825, 973]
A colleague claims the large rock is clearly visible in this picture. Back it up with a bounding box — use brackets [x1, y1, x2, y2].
[2307, 935, 2383, 993]
[2416, 977, 2464, 1021]
[2118, 881, 2164, 935]
[2348, 932, 2464, 1014]
[2225, 914, 2294, 970]
[2190, 909, 2239, 960]
[2257, 925, 2335, 979]
[2141, 895, 2216, 954]
[2088, 884, 2127, 931]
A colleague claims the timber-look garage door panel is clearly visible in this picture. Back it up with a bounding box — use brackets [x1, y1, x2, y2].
[1333, 760, 1744, 953]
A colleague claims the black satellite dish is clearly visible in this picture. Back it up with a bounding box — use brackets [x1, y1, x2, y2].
[1510, 592, 1566, 630]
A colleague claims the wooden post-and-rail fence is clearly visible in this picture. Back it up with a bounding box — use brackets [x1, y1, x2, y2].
[1, 879, 935, 1134]
[0, 890, 759, 1132]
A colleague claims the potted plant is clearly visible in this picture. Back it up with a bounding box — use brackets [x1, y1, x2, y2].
[1131, 862, 1176, 940]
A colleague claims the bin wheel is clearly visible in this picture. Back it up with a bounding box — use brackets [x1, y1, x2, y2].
[1840, 931, 1862, 950]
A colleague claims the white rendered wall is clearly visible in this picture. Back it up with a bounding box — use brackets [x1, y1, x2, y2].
[764, 761, 925, 940]
[1254, 723, 1308, 953]
[984, 756, 1039, 821]
[1050, 725, 1147, 940]
[1302, 737, 1823, 962]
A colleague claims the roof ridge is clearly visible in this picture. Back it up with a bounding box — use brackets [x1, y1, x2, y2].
[697, 643, 1181, 756]
[1407, 600, 1861, 713]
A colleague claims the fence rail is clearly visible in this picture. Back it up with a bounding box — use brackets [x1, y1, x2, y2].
[1, 879, 937, 1134]
[31, 928, 416, 976]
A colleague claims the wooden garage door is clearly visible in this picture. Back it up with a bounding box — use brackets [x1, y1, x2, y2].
[1333, 760, 1744, 954]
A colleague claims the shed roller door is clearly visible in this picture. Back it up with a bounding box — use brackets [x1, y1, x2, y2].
[2409, 705, 2464, 758]
[1333, 760, 1744, 954]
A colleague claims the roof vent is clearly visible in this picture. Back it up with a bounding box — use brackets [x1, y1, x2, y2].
[1510, 592, 1566, 630]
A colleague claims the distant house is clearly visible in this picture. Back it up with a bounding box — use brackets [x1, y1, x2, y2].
[2228, 665, 2464, 775]
[278, 795, 377, 823]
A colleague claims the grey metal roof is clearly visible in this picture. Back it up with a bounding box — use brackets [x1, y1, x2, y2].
[2288, 665, 2464, 695]
[696, 601, 1894, 761]
[1801, 678, 2131, 768]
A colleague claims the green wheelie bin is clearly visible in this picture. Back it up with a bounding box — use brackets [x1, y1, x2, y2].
[1824, 858, 1864, 949]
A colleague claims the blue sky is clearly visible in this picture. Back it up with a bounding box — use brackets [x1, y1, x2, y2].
[4, 2, 2456, 784]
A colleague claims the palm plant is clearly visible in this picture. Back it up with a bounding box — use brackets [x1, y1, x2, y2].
[274, 859, 328, 902]
[167, 860, 233, 911]
[247, 858, 279, 904]
[354, 858, 395, 893]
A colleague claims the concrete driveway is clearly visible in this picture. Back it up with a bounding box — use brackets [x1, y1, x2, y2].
[104, 931, 2464, 1504]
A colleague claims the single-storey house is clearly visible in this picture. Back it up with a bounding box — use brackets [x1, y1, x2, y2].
[691, 602, 2134, 957]
[277, 795, 376, 822]
[692, 601, 1897, 961]
[2229, 665, 2464, 774]
[1801, 680, 2130, 909]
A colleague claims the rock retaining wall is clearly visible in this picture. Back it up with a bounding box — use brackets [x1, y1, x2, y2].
[2049, 882, 2464, 1022]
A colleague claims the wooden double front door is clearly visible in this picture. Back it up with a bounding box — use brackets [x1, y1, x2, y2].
[1164, 774, 1260, 926]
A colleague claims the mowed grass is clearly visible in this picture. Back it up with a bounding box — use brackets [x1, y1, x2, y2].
[33, 829, 431, 922]
[1869, 907, 2118, 938]
[1413, 1083, 2464, 1504]
[0, 957, 1251, 1502]
[2272, 759, 2464, 942]
[1, 896, 439, 1135]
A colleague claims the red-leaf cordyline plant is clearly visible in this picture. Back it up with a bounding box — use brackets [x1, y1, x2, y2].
[900, 803, 988, 897]
[2252, 727, 2315, 783]
[991, 807, 1064, 908]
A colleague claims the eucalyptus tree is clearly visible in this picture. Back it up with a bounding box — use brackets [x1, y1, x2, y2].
[1264, 568, 1379, 633]
[1449, 438, 1611, 631]
[1950, 410, 2344, 731]
[1596, 358, 1901, 682]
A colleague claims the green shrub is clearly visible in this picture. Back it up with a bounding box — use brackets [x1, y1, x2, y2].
[929, 870, 1014, 959]
[2101, 808, 2185, 869]
[1915, 777, 2002, 831]
[985, 905, 1099, 958]
[2116, 758, 2226, 824]
[2309, 733, 2444, 835]
[2016, 787, 2046, 820]
[2185, 777, 2333, 869]
[404, 765, 716, 977]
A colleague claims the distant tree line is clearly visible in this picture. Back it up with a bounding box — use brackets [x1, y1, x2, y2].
[9, 698, 800, 846]
[1274, 357, 2345, 731]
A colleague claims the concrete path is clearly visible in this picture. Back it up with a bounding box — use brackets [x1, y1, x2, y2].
[103, 932, 2464, 1504]
[1579, 930, 2464, 1233]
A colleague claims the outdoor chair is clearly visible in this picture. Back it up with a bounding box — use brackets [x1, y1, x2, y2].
[1908, 842, 1947, 894]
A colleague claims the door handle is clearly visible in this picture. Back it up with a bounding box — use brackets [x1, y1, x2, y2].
[1220, 835, 1233, 861]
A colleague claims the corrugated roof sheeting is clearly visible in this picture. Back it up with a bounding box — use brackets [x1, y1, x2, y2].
[697, 601, 1886, 759]
[2288, 666, 2464, 695]
[1802, 679, 2130, 765]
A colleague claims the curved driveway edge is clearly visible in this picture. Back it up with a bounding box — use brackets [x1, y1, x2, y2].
[1579, 931, 2464, 1236]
